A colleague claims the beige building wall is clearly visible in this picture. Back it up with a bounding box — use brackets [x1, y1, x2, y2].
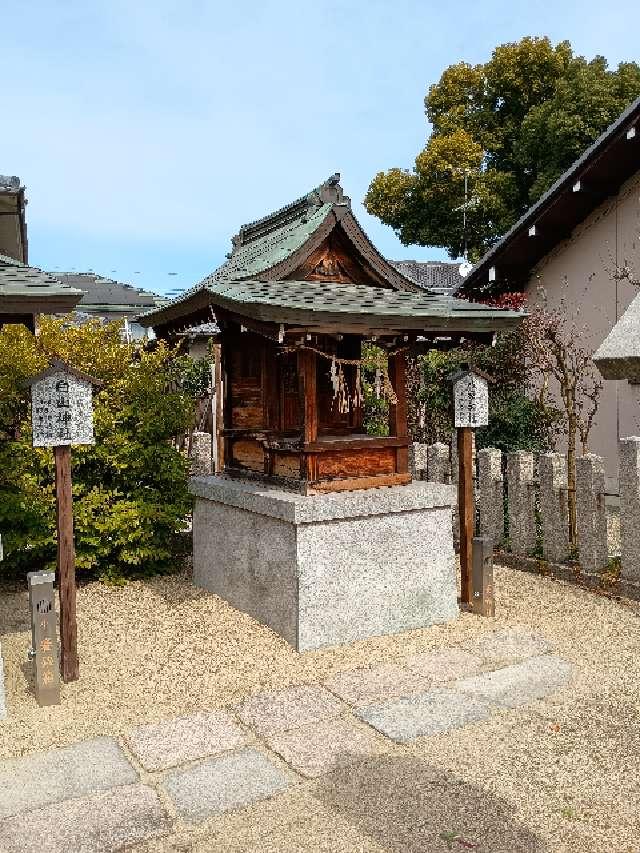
[525, 170, 640, 491]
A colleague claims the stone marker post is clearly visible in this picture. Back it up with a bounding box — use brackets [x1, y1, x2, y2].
[619, 437, 640, 580]
[539, 452, 570, 563]
[471, 536, 495, 617]
[576, 453, 608, 573]
[506, 451, 536, 555]
[477, 448, 504, 550]
[27, 571, 61, 707]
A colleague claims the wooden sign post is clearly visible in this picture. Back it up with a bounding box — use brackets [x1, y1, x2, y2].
[450, 365, 490, 607]
[24, 360, 102, 683]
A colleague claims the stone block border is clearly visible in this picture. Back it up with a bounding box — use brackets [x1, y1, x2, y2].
[0, 628, 573, 850]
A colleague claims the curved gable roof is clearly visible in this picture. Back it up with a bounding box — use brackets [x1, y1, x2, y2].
[205, 174, 419, 292]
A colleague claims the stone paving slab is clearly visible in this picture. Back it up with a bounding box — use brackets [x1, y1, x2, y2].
[235, 685, 343, 736]
[357, 688, 494, 742]
[455, 655, 572, 708]
[405, 648, 484, 682]
[163, 748, 293, 822]
[475, 627, 553, 666]
[265, 717, 383, 778]
[125, 710, 248, 771]
[324, 663, 431, 707]
[0, 783, 169, 853]
[0, 737, 137, 820]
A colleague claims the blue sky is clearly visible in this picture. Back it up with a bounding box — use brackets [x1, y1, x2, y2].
[3, 0, 638, 296]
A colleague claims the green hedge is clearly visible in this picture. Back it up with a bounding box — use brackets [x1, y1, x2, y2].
[0, 318, 201, 583]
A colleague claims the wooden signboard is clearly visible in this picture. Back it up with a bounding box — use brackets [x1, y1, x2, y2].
[450, 365, 492, 607]
[24, 360, 102, 683]
[453, 371, 489, 430]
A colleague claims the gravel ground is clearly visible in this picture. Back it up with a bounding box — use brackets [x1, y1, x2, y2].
[2, 563, 640, 852]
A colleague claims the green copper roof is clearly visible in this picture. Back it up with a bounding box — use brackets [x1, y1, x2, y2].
[140, 278, 523, 334]
[202, 173, 416, 291]
[210, 200, 334, 282]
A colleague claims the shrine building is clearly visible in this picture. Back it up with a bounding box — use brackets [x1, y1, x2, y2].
[140, 174, 522, 650]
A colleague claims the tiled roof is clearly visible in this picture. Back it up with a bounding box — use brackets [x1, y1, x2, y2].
[461, 93, 640, 295]
[390, 261, 463, 294]
[140, 278, 523, 334]
[52, 272, 160, 309]
[0, 176, 21, 193]
[0, 256, 83, 311]
[206, 175, 346, 283]
[201, 174, 417, 292]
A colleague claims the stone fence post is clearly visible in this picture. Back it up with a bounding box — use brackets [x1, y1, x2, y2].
[425, 441, 455, 543]
[427, 442, 451, 484]
[576, 453, 608, 572]
[539, 452, 569, 563]
[619, 437, 640, 580]
[506, 451, 536, 555]
[477, 448, 504, 550]
[410, 443, 429, 480]
[189, 431, 213, 476]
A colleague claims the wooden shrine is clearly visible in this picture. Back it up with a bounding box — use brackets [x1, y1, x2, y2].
[139, 174, 523, 651]
[142, 174, 521, 495]
[216, 326, 410, 494]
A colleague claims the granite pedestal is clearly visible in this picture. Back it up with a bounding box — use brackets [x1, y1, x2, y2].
[190, 477, 458, 651]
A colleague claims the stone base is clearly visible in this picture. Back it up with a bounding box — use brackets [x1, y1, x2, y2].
[191, 477, 459, 652]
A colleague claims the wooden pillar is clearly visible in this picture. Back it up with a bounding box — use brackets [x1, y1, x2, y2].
[54, 445, 79, 682]
[214, 343, 225, 474]
[457, 427, 474, 606]
[297, 349, 318, 444]
[298, 349, 318, 481]
[388, 350, 409, 474]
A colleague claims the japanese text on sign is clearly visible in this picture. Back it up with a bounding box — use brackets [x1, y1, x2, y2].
[31, 371, 95, 447]
[454, 373, 489, 429]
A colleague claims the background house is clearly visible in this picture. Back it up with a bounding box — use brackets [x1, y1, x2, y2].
[390, 260, 462, 295]
[52, 272, 165, 340]
[459, 96, 640, 492]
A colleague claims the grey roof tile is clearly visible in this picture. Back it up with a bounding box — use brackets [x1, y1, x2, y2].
[52, 273, 160, 308]
[390, 260, 462, 294]
[0, 257, 84, 301]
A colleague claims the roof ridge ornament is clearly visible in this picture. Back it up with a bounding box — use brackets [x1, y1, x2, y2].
[316, 173, 350, 207]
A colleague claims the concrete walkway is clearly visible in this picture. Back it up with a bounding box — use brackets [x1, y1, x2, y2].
[0, 628, 571, 852]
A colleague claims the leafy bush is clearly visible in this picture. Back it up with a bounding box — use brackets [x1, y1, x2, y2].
[408, 328, 560, 453]
[0, 318, 199, 583]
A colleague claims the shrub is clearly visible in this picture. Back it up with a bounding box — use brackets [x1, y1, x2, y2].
[0, 318, 199, 583]
[408, 329, 560, 453]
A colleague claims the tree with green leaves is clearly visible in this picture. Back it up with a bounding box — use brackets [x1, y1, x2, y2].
[0, 318, 206, 583]
[365, 37, 640, 260]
